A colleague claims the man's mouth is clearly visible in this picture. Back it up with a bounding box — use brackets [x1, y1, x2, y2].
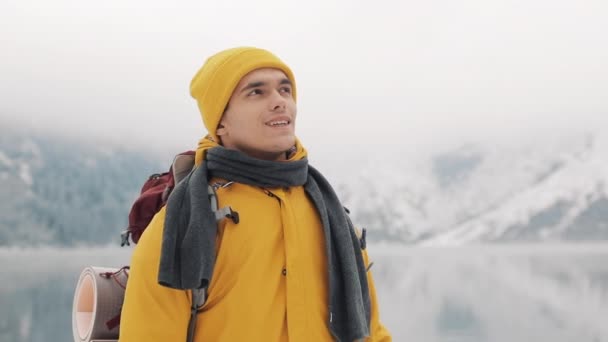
[266, 120, 290, 127]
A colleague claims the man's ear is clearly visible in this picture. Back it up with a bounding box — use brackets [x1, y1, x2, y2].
[217, 107, 229, 138]
[216, 123, 227, 137]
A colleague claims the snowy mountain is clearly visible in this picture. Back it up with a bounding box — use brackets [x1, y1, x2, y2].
[1, 121, 606, 246]
[337, 133, 608, 245]
[0, 125, 164, 246]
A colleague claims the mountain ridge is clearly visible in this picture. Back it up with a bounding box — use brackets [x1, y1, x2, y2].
[1, 121, 606, 246]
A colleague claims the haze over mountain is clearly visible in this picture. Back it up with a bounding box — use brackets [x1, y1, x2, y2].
[2, 120, 606, 246]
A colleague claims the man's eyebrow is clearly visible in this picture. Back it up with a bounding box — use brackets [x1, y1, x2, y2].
[239, 78, 292, 94]
[240, 81, 266, 93]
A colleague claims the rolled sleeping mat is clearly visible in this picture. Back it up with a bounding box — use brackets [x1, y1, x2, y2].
[72, 266, 129, 342]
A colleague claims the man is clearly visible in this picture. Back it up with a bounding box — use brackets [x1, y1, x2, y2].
[120, 47, 391, 341]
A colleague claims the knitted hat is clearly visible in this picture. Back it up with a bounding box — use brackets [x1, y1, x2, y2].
[190, 47, 297, 142]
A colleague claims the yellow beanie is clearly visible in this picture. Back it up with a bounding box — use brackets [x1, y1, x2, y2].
[190, 47, 297, 142]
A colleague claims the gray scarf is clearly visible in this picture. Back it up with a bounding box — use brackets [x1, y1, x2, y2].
[158, 146, 371, 341]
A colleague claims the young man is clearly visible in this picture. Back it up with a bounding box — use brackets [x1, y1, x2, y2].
[119, 47, 391, 341]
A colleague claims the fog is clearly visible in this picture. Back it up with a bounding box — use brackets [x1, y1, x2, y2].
[1, 0, 607, 156]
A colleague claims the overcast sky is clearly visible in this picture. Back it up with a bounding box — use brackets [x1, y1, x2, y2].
[1, 0, 607, 156]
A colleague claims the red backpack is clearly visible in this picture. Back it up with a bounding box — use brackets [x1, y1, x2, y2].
[120, 151, 195, 246]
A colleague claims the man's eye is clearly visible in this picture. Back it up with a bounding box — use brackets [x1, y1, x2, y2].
[280, 87, 292, 94]
[248, 89, 262, 96]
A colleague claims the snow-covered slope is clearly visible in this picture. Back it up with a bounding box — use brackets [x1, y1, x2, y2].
[0, 125, 164, 246]
[2, 119, 607, 246]
[336, 133, 608, 245]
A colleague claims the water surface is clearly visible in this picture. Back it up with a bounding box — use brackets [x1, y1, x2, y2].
[1, 244, 607, 342]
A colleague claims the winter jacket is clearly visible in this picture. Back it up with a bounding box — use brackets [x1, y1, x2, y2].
[119, 145, 391, 341]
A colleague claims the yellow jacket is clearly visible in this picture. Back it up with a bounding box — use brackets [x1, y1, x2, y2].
[120, 142, 391, 341]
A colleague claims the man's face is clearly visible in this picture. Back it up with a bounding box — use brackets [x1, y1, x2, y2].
[217, 68, 297, 161]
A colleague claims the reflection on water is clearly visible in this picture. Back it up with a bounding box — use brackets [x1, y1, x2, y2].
[370, 244, 608, 342]
[0, 247, 132, 342]
[1, 244, 607, 342]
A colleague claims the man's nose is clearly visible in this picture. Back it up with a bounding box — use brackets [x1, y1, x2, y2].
[270, 90, 286, 111]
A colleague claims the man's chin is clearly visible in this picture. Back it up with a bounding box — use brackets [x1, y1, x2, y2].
[268, 136, 296, 151]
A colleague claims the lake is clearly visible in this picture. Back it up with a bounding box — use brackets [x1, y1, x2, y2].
[1, 243, 607, 342]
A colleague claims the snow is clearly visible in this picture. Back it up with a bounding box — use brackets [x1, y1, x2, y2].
[18, 162, 33, 186]
[0, 150, 13, 167]
[423, 137, 608, 245]
[334, 133, 608, 244]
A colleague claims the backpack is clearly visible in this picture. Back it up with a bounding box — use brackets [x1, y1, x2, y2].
[120, 150, 196, 246]
[72, 151, 229, 342]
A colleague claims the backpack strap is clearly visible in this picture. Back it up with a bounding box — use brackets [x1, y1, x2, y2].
[184, 183, 239, 342]
[183, 185, 216, 342]
[178, 155, 239, 224]
[208, 183, 240, 224]
[187, 288, 206, 342]
[172, 153, 196, 185]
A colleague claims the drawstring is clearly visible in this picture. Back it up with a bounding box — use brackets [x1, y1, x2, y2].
[100, 266, 130, 290]
[99, 266, 130, 331]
